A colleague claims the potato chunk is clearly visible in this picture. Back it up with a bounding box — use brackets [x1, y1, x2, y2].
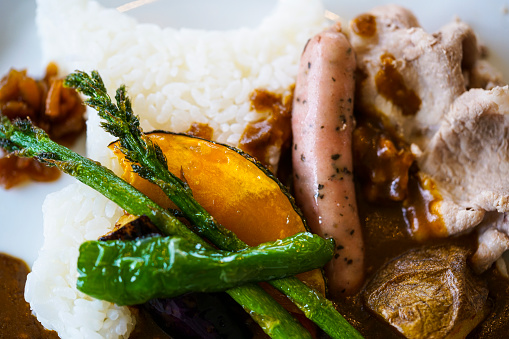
[364, 245, 488, 339]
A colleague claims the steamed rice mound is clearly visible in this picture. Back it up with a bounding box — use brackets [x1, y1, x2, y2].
[25, 183, 129, 338]
[26, 0, 328, 337]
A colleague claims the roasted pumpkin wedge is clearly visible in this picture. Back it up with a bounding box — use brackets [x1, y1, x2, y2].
[111, 131, 327, 307]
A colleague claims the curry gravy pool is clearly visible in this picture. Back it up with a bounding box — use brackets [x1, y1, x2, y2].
[0, 253, 58, 338]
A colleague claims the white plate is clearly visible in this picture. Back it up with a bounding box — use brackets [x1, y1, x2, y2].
[1, 0, 508, 267]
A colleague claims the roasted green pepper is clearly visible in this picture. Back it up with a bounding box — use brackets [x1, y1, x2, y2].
[77, 232, 334, 306]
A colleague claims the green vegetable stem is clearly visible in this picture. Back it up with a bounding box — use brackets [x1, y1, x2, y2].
[78, 232, 334, 306]
[0, 115, 312, 339]
[64, 70, 363, 339]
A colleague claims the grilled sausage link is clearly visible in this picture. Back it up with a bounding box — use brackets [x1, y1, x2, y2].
[292, 23, 364, 297]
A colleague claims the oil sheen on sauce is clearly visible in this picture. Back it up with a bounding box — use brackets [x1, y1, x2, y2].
[403, 173, 448, 241]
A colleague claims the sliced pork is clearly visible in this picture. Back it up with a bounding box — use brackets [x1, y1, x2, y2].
[350, 4, 487, 148]
[419, 86, 509, 213]
[349, 4, 509, 273]
[471, 212, 509, 274]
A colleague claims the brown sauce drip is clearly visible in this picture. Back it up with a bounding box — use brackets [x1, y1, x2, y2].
[238, 88, 293, 173]
[353, 105, 447, 240]
[353, 108, 415, 202]
[351, 14, 377, 38]
[0, 63, 86, 189]
[402, 173, 448, 241]
[374, 53, 421, 116]
[185, 122, 214, 140]
[0, 253, 59, 338]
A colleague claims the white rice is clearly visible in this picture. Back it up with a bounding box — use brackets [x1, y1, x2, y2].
[26, 0, 327, 337]
[25, 183, 130, 338]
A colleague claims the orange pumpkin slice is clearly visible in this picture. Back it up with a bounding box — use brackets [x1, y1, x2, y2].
[111, 131, 326, 310]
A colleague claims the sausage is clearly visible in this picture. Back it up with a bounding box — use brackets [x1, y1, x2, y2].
[291, 23, 364, 297]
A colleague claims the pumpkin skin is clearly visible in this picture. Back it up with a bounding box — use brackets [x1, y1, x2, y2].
[111, 131, 327, 306]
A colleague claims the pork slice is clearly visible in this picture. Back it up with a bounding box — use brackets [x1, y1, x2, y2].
[350, 4, 509, 274]
[466, 59, 506, 90]
[471, 212, 509, 274]
[350, 5, 481, 148]
[418, 86, 509, 213]
[418, 86, 509, 272]
[435, 198, 485, 236]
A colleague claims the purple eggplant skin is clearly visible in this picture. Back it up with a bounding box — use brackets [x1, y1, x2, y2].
[144, 292, 254, 339]
[100, 216, 254, 338]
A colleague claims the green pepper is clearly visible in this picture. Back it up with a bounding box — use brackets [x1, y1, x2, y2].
[77, 232, 334, 306]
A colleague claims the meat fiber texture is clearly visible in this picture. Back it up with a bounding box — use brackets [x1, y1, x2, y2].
[350, 4, 508, 273]
[26, 0, 328, 338]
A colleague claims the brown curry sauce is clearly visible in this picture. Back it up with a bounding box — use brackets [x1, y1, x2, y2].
[347, 100, 509, 337]
[0, 253, 59, 338]
[238, 88, 293, 174]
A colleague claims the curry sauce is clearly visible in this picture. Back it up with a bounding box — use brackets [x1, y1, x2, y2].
[374, 53, 421, 117]
[0, 253, 59, 338]
[238, 88, 293, 173]
[348, 102, 509, 337]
